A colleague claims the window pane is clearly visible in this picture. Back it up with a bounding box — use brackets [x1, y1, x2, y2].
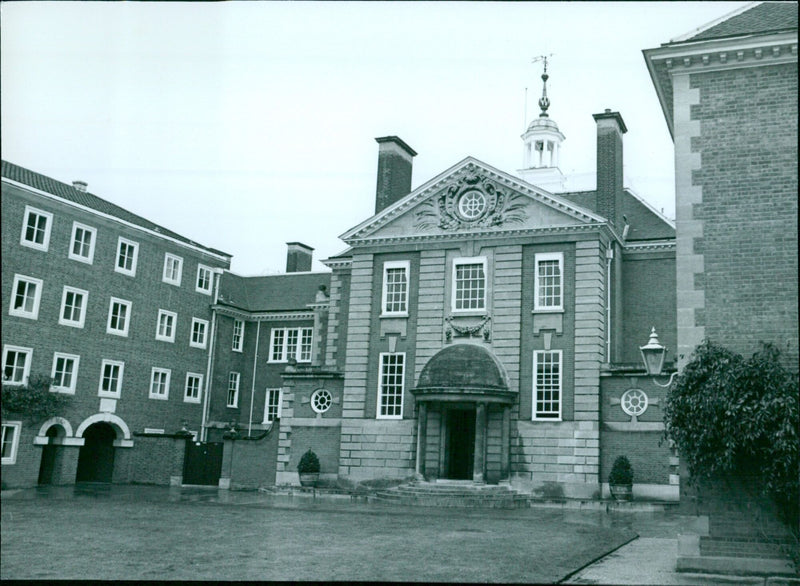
[537, 259, 562, 308]
[535, 351, 561, 418]
[384, 267, 408, 313]
[379, 354, 404, 417]
[455, 263, 485, 310]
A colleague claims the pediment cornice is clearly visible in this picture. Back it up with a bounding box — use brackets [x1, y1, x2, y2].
[340, 158, 604, 243]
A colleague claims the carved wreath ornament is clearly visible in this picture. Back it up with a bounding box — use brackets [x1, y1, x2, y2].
[414, 170, 528, 231]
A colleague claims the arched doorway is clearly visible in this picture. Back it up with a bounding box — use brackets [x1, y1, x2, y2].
[38, 426, 64, 485]
[412, 344, 516, 483]
[76, 422, 116, 483]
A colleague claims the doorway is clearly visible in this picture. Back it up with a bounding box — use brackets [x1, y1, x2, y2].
[446, 408, 475, 479]
[38, 427, 62, 485]
[76, 423, 116, 483]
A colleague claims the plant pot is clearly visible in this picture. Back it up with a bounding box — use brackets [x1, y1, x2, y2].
[298, 472, 319, 487]
[609, 483, 633, 501]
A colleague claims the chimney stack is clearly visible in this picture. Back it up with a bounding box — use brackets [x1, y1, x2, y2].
[592, 109, 627, 231]
[285, 242, 313, 273]
[374, 136, 417, 214]
[72, 181, 88, 192]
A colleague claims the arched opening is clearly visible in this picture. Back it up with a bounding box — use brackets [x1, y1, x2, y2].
[76, 422, 116, 483]
[412, 344, 516, 483]
[38, 425, 66, 485]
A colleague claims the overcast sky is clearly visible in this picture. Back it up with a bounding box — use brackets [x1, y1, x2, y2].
[2, 1, 749, 275]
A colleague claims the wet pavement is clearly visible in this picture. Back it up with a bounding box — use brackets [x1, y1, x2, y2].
[2, 484, 796, 584]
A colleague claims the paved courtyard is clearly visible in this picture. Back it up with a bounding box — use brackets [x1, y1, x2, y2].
[0, 485, 639, 582]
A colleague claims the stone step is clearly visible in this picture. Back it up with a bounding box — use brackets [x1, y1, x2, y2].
[372, 493, 529, 509]
[394, 486, 514, 496]
[699, 537, 792, 560]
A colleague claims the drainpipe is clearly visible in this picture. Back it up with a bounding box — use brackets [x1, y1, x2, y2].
[605, 246, 614, 363]
[201, 268, 224, 442]
[247, 320, 262, 437]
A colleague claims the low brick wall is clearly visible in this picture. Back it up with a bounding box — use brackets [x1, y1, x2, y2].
[115, 434, 186, 486]
[221, 430, 280, 490]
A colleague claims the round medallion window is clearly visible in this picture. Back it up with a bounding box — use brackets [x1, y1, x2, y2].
[311, 389, 332, 414]
[620, 388, 649, 417]
[457, 190, 487, 220]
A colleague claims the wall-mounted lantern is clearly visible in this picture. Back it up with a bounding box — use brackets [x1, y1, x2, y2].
[639, 327, 678, 387]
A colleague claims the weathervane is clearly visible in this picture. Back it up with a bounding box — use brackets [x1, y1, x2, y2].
[532, 54, 553, 117]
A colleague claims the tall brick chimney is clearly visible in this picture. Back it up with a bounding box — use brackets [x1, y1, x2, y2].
[285, 242, 313, 273]
[374, 136, 417, 214]
[592, 109, 627, 231]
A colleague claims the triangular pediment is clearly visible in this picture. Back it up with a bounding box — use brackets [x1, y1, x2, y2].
[340, 157, 604, 243]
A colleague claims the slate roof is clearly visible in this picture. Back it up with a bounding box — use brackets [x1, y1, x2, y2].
[2, 160, 232, 258]
[558, 189, 675, 242]
[678, 2, 797, 43]
[218, 271, 331, 313]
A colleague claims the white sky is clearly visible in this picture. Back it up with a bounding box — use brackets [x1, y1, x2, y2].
[1, 1, 749, 275]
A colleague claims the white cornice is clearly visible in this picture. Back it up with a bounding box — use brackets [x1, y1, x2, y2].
[339, 157, 604, 242]
[3, 178, 232, 263]
[213, 305, 315, 321]
[624, 240, 676, 253]
[321, 258, 352, 269]
[647, 32, 797, 71]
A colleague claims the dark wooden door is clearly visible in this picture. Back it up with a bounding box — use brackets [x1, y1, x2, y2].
[76, 423, 116, 483]
[183, 441, 223, 486]
[447, 409, 475, 479]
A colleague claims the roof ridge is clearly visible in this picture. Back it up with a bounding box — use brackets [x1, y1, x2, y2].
[2, 159, 231, 258]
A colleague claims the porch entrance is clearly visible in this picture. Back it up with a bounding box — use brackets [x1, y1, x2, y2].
[76, 423, 116, 483]
[446, 408, 475, 479]
[37, 427, 61, 485]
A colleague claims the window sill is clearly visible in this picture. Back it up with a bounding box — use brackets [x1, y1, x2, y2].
[380, 313, 409, 319]
[450, 310, 487, 318]
[532, 308, 564, 315]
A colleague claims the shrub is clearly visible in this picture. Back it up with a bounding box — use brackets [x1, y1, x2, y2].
[663, 341, 799, 528]
[1, 375, 70, 421]
[608, 456, 633, 485]
[297, 449, 320, 474]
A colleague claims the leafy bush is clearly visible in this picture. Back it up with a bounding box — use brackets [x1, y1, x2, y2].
[1, 375, 71, 421]
[297, 449, 320, 474]
[608, 456, 633, 485]
[663, 341, 799, 527]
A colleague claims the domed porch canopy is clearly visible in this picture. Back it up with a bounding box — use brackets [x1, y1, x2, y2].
[412, 344, 516, 404]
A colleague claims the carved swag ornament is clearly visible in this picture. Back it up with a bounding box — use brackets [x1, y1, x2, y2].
[414, 168, 527, 231]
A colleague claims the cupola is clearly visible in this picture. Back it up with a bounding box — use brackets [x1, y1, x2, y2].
[518, 57, 566, 192]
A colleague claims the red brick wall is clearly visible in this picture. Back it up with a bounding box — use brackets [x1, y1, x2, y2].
[2, 181, 228, 484]
[689, 63, 798, 370]
[224, 431, 279, 489]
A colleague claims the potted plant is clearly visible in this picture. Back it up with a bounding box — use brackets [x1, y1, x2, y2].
[608, 456, 633, 501]
[297, 449, 320, 487]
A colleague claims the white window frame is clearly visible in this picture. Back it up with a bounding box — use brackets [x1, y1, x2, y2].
[268, 327, 313, 363]
[451, 256, 487, 313]
[533, 350, 563, 421]
[2, 345, 33, 386]
[59, 286, 88, 328]
[115, 237, 139, 276]
[377, 352, 405, 420]
[227, 372, 240, 408]
[263, 388, 282, 423]
[68, 221, 97, 264]
[190, 318, 209, 349]
[184, 372, 203, 404]
[9, 274, 43, 320]
[1, 422, 22, 465]
[107, 297, 132, 337]
[155, 309, 177, 343]
[232, 319, 245, 352]
[20, 205, 53, 251]
[534, 252, 564, 311]
[98, 359, 124, 399]
[149, 367, 171, 400]
[143, 428, 165, 435]
[381, 260, 410, 317]
[196, 264, 213, 295]
[51, 352, 80, 394]
[162, 253, 183, 286]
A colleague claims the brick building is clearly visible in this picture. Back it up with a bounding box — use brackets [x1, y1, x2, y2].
[273, 75, 679, 500]
[3, 69, 680, 500]
[644, 1, 798, 370]
[1, 161, 231, 487]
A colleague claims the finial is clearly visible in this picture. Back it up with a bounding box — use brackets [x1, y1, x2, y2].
[532, 54, 553, 118]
